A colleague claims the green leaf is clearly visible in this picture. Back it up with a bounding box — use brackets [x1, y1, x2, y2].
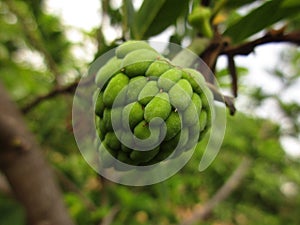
[224, 0, 300, 43]
[132, 0, 189, 39]
[223, 0, 258, 9]
[123, 0, 135, 29]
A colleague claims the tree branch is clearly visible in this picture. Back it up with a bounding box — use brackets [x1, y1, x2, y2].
[227, 54, 238, 97]
[22, 81, 79, 114]
[0, 82, 75, 225]
[222, 30, 300, 56]
[180, 157, 252, 225]
[0, 172, 12, 196]
[100, 205, 120, 225]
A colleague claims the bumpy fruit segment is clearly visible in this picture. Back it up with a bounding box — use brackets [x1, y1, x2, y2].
[144, 92, 171, 123]
[169, 79, 193, 111]
[122, 49, 160, 77]
[94, 41, 213, 167]
[138, 81, 159, 105]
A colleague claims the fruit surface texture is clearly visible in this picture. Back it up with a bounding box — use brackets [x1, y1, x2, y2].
[95, 41, 213, 166]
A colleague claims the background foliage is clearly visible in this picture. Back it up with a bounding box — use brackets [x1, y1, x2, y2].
[0, 0, 300, 225]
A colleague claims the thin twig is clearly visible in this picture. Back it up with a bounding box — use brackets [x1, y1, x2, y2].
[227, 54, 238, 97]
[0, 173, 12, 196]
[100, 205, 120, 225]
[21, 81, 79, 114]
[222, 30, 300, 56]
[206, 82, 236, 115]
[180, 157, 252, 225]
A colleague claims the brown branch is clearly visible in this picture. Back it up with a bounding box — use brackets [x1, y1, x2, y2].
[222, 30, 300, 56]
[206, 83, 236, 115]
[0, 173, 12, 196]
[100, 205, 120, 225]
[227, 54, 238, 97]
[180, 157, 252, 225]
[0, 82, 75, 225]
[22, 81, 79, 114]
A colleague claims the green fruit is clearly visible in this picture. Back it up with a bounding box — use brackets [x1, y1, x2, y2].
[102, 108, 113, 132]
[169, 79, 193, 111]
[164, 111, 181, 141]
[105, 132, 121, 150]
[122, 102, 144, 130]
[95, 91, 105, 117]
[126, 76, 148, 103]
[116, 41, 154, 58]
[117, 151, 136, 166]
[103, 73, 129, 107]
[199, 110, 208, 131]
[98, 143, 115, 168]
[182, 68, 206, 95]
[95, 116, 104, 140]
[94, 41, 214, 167]
[121, 144, 132, 153]
[185, 124, 200, 150]
[144, 92, 171, 123]
[175, 127, 189, 152]
[130, 147, 160, 164]
[154, 133, 181, 162]
[183, 94, 202, 127]
[133, 120, 162, 149]
[98, 118, 106, 138]
[200, 88, 213, 109]
[111, 107, 123, 130]
[95, 57, 122, 88]
[158, 68, 182, 91]
[122, 49, 160, 77]
[138, 80, 159, 105]
[145, 60, 172, 78]
[120, 131, 135, 150]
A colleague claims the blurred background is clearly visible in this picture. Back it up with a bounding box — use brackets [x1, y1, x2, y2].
[0, 0, 300, 224]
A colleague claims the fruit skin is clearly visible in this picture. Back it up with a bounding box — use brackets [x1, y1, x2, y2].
[126, 76, 148, 103]
[116, 41, 154, 58]
[105, 132, 121, 150]
[95, 41, 213, 167]
[146, 60, 172, 78]
[95, 57, 122, 88]
[182, 94, 202, 127]
[95, 91, 105, 117]
[122, 102, 144, 130]
[122, 49, 160, 77]
[144, 92, 172, 123]
[130, 147, 160, 164]
[103, 73, 129, 107]
[182, 68, 206, 95]
[133, 120, 162, 150]
[164, 111, 181, 141]
[138, 81, 159, 105]
[158, 68, 182, 91]
[169, 79, 193, 111]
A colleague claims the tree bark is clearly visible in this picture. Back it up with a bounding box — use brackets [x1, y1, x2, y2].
[0, 82, 74, 225]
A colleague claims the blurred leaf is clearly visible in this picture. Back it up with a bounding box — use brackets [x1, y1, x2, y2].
[224, 0, 300, 43]
[132, 0, 189, 39]
[0, 196, 25, 225]
[223, 0, 259, 9]
[123, 0, 135, 29]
